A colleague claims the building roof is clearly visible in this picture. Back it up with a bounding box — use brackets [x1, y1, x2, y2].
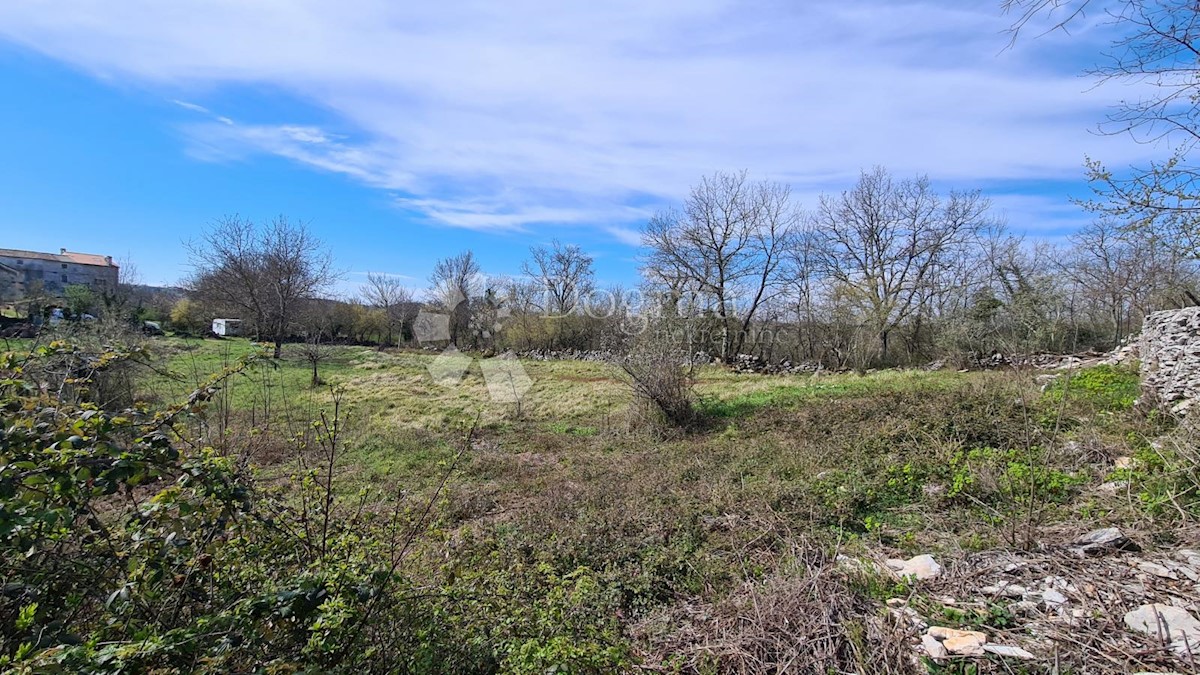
[0, 248, 117, 268]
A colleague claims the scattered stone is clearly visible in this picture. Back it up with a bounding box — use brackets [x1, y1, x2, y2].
[1124, 603, 1200, 656]
[981, 583, 1028, 598]
[1040, 589, 1068, 607]
[1114, 456, 1134, 469]
[1011, 600, 1040, 616]
[886, 554, 942, 580]
[982, 644, 1036, 660]
[890, 606, 927, 631]
[886, 598, 906, 608]
[1097, 481, 1129, 494]
[1177, 549, 1200, 567]
[835, 554, 874, 574]
[1034, 373, 1059, 388]
[928, 627, 988, 656]
[1073, 527, 1140, 556]
[1126, 581, 1149, 596]
[921, 633, 948, 659]
[1043, 575, 1076, 592]
[1173, 565, 1200, 582]
[1138, 561, 1180, 580]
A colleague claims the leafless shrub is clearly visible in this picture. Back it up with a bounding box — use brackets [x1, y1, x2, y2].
[293, 334, 334, 387]
[615, 337, 699, 430]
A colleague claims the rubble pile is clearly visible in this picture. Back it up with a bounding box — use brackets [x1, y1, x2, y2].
[729, 353, 822, 374]
[843, 529, 1200, 670]
[968, 351, 1109, 370]
[515, 348, 614, 362]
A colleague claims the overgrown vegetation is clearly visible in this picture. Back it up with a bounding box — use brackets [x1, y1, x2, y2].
[5, 1, 1200, 671]
[1, 329, 1192, 672]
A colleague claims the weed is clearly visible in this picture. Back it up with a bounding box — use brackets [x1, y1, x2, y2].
[1042, 364, 1141, 413]
[547, 421, 598, 437]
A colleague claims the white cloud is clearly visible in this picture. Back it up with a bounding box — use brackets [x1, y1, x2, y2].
[171, 99, 210, 114]
[0, 0, 1149, 242]
[988, 192, 1096, 238]
[605, 226, 644, 248]
[350, 271, 415, 280]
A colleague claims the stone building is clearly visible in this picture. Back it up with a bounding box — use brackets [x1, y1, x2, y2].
[0, 247, 119, 305]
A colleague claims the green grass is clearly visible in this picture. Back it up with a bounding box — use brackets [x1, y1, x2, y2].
[696, 369, 970, 418]
[136, 337, 362, 411]
[546, 421, 599, 436]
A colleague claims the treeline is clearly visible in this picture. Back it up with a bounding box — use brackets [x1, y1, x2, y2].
[165, 167, 1197, 368]
[641, 168, 1197, 368]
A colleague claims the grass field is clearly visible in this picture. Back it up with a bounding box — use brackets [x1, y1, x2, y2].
[127, 337, 1175, 540]
[23, 334, 1192, 671]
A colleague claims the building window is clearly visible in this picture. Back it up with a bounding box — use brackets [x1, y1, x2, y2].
[61, 263, 67, 269]
[61, 274, 68, 283]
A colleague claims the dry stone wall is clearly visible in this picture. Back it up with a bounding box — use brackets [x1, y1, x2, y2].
[1135, 306, 1200, 415]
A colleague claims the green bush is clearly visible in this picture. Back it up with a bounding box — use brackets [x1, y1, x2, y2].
[946, 446, 1086, 507]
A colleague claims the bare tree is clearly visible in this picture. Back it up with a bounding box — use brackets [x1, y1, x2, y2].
[642, 171, 797, 361]
[502, 277, 543, 350]
[187, 216, 267, 339]
[521, 240, 594, 316]
[783, 224, 822, 362]
[1064, 220, 1148, 344]
[1065, 219, 1200, 342]
[103, 254, 147, 323]
[813, 167, 990, 363]
[1002, 0, 1095, 42]
[188, 215, 338, 358]
[428, 251, 481, 348]
[360, 272, 414, 347]
[521, 240, 595, 348]
[1005, 0, 1200, 259]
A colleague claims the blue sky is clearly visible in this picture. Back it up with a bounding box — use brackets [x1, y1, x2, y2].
[0, 0, 1158, 294]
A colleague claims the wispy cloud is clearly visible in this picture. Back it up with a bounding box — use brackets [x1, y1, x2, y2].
[349, 271, 415, 280]
[605, 226, 643, 248]
[171, 99, 210, 114]
[0, 1, 1147, 243]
